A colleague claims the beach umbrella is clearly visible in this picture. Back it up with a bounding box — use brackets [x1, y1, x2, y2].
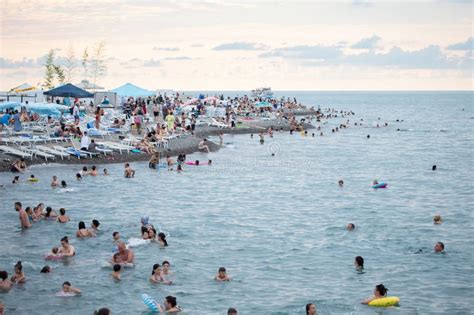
[8, 83, 40, 94]
[111, 83, 154, 97]
[44, 83, 93, 98]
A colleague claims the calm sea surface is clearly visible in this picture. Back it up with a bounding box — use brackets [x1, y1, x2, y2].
[0, 91, 473, 314]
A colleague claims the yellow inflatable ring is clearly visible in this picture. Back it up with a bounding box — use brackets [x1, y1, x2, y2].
[369, 297, 400, 307]
[27, 178, 39, 182]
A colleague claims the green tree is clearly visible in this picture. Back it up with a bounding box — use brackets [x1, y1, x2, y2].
[54, 65, 66, 84]
[44, 49, 56, 89]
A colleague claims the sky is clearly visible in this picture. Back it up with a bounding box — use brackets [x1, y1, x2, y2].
[0, 0, 473, 91]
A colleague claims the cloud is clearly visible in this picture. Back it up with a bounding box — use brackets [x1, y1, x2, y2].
[143, 59, 161, 67]
[152, 47, 179, 51]
[213, 42, 269, 51]
[190, 44, 204, 48]
[262, 43, 469, 70]
[446, 37, 473, 50]
[0, 57, 38, 68]
[351, 35, 381, 49]
[163, 56, 192, 60]
[259, 45, 342, 60]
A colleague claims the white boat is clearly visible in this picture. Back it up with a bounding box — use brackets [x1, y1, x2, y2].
[251, 87, 273, 99]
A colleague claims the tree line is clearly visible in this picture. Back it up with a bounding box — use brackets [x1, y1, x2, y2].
[43, 41, 107, 90]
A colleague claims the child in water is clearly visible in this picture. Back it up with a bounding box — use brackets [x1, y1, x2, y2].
[433, 215, 442, 224]
[215, 267, 231, 281]
[51, 176, 59, 187]
[45, 247, 63, 260]
[111, 264, 121, 280]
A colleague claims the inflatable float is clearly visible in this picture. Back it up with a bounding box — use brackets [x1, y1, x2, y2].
[372, 182, 388, 189]
[368, 296, 400, 307]
[142, 293, 159, 312]
[27, 178, 39, 182]
[186, 161, 208, 166]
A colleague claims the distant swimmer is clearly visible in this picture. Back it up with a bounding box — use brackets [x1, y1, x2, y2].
[40, 266, 51, 273]
[432, 165, 437, 171]
[51, 176, 59, 187]
[215, 267, 231, 281]
[347, 223, 355, 231]
[433, 215, 442, 225]
[124, 163, 135, 178]
[338, 179, 344, 187]
[90, 165, 98, 176]
[228, 307, 238, 315]
[306, 303, 317, 315]
[367, 135, 370, 139]
[354, 256, 364, 272]
[58, 281, 81, 296]
[199, 139, 210, 153]
[361, 284, 388, 304]
[76, 173, 82, 180]
[12, 176, 19, 184]
[434, 242, 445, 253]
[0, 271, 13, 292]
[15, 201, 31, 229]
[111, 264, 121, 280]
[59, 236, 75, 257]
[11, 261, 26, 284]
[103, 168, 109, 175]
[157, 296, 181, 313]
[94, 308, 111, 315]
[149, 264, 172, 285]
[57, 208, 70, 223]
[61, 180, 67, 188]
[114, 242, 134, 264]
[158, 233, 168, 247]
[259, 132, 264, 144]
[10, 158, 27, 173]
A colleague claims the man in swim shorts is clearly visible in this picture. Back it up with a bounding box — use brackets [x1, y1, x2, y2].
[124, 163, 135, 178]
[116, 242, 134, 264]
[15, 202, 31, 229]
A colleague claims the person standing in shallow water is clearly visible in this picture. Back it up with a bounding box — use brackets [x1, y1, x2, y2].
[15, 202, 31, 229]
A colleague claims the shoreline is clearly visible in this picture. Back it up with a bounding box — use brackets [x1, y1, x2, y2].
[0, 119, 314, 173]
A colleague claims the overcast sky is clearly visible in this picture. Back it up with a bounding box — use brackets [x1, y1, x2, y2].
[0, 0, 472, 91]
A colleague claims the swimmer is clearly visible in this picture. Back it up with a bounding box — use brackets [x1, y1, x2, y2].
[149, 264, 172, 285]
[10, 261, 25, 284]
[306, 303, 316, 315]
[347, 223, 355, 231]
[354, 256, 364, 271]
[76, 173, 82, 180]
[15, 201, 31, 229]
[91, 219, 100, 232]
[76, 221, 95, 238]
[215, 267, 231, 281]
[124, 163, 135, 178]
[28, 174, 37, 182]
[312, 133, 315, 137]
[112, 231, 121, 243]
[158, 232, 168, 247]
[198, 138, 210, 153]
[177, 164, 183, 172]
[367, 135, 370, 139]
[361, 284, 388, 304]
[90, 165, 98, 176]
[433, 215, 442, 225]
[111, 264, 121, 280]
[94, 308, 111, 315]
[320, 132, 323, 136]
[228, 308, 238, 315]
[81, 166, 89, 177]
[166, 155, 174, 171]
[44, 207, 58, 220]
[59, 281, 81, 295]
[103, 168, 109, 175]
[59, 236, 75, 257]
[40, 266, 51, 273]
[51, 176, 59, 187]
[57, 208, 70, 223]
[338, 179, 344, 187]
[372, 180, 379, 185]
[61, 180, 67, 188]
[259, 132, 264, 144]
[0, 271, 13, 292]
[12, 175, 19, 184]
[432, 165, 437, 171]
[158, 296, 181, 313]
[45, 247, 63, 260]
[161, 261, 171, 276]
[114, 242, 134, 264]
[208, 159, 212, 165]
[434, 242, 445, 253]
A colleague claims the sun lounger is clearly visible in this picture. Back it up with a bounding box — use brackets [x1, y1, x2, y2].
[53, 146, 87, 159]
[35, 145, 71, 160]
[23, 148, 55, 161]
[0, 145, 33, 159]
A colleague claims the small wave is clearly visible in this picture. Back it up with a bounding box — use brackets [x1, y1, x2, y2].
[57, 188, 76, 193]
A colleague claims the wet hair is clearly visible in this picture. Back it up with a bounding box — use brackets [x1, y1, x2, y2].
[113, 264, 121, 272]
[228, 308, 238, 315]
[158, 232, 168, 246]
[165, 296, 177, 307]
[355, 256, 364, 268]
[15, 261, 22, 271]
[61, 236, 69, 243]
[52, 247, 58, 254]
[347, 223, 355, 229]
[432, 165, 437, 171]
[437, 242, 445, 250]
[61, 180, 67, 188]
[375, 284, 388, 296]
[78, 221, 86, 229]
[305, 303, 314, 315]
[94, 308, 111, 315]
[152, 263, 161, 275]
[219, 267, 226, 273]
[45, 207, 52, 217]
[59, 208, 66, 215]
[63, 281, 71, 287]
[162, 260, 170, 267]
[40, 266, 51, 273]
[76, 173, 82, 179]
[92, 219, 100, 228]
[0, 271, 8, 280]
[141, 226, 148, 235]
[15, 201, 22, 208]
[92, 165, 97, 171]
[82, 166, 88, 171]
[113, 231, 119, 237]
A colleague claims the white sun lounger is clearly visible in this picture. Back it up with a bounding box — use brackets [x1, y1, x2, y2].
[0, 145, 33, 159]
[53, 145, 87, 159]
[35, 145, 71, 160]
[23, 148, 55, 161]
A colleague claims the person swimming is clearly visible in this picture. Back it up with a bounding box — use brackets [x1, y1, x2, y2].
[347, 223, 355, 231]
[215, 267, 231, 281]
[51, 176, 59, 187]
[434, 242, 445, 253]
[158, 232, 168, 247]
[124, 163, 136, 178]
[361, 284, 388, 304]
[149, 263, 172, 285]
[432, 165, 437, 171]
[354, 256, 364, 271]
[57, 208, 70, 223]
[58, 281, 81, 296]
[10, 261, 25, 284]
[61, 180, 67, 188]
[111, 264, 121, 280]
[76, 173, 82, 180]
[40, 266, 51, 273]
[306, 303, 317, 315]
[338, 179, 344, 187]
[433, 215, 442, 225]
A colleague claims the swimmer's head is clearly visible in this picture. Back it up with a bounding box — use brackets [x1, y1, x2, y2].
[82, 166, 87, 171]
[355, 256, 364, 268]
[0, 271, 8, 280]
[61, 180, 67, 188]
[59, 208, 65, 215]
[306, 303, 316, 315]
[76, 173, 82, 179]
[434, 242, 445, 252]
[92, 219, 100, 229]
[433, 215, 442, 224]
[78, 221, 86, 230]
[375, 284, 388, 296]
[92, 165, 96, 171]
[162, 261, 170, 270]
[113, 264, 121, 272]
[152, 263, 161, 275]
[52, 247, 59, 254]
[62, 281, 71, 289]
[165, 296, 177, 308]
[113, 231, 120, 240]
[228, 308, 238, 315]
[30, 174, 35, 178]
[432, 165, 437, 171]
[347, 223, 355, 230]
[40, 266, 51, 273]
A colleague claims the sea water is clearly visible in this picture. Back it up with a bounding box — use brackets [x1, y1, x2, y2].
[0, 91, 472, 314]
